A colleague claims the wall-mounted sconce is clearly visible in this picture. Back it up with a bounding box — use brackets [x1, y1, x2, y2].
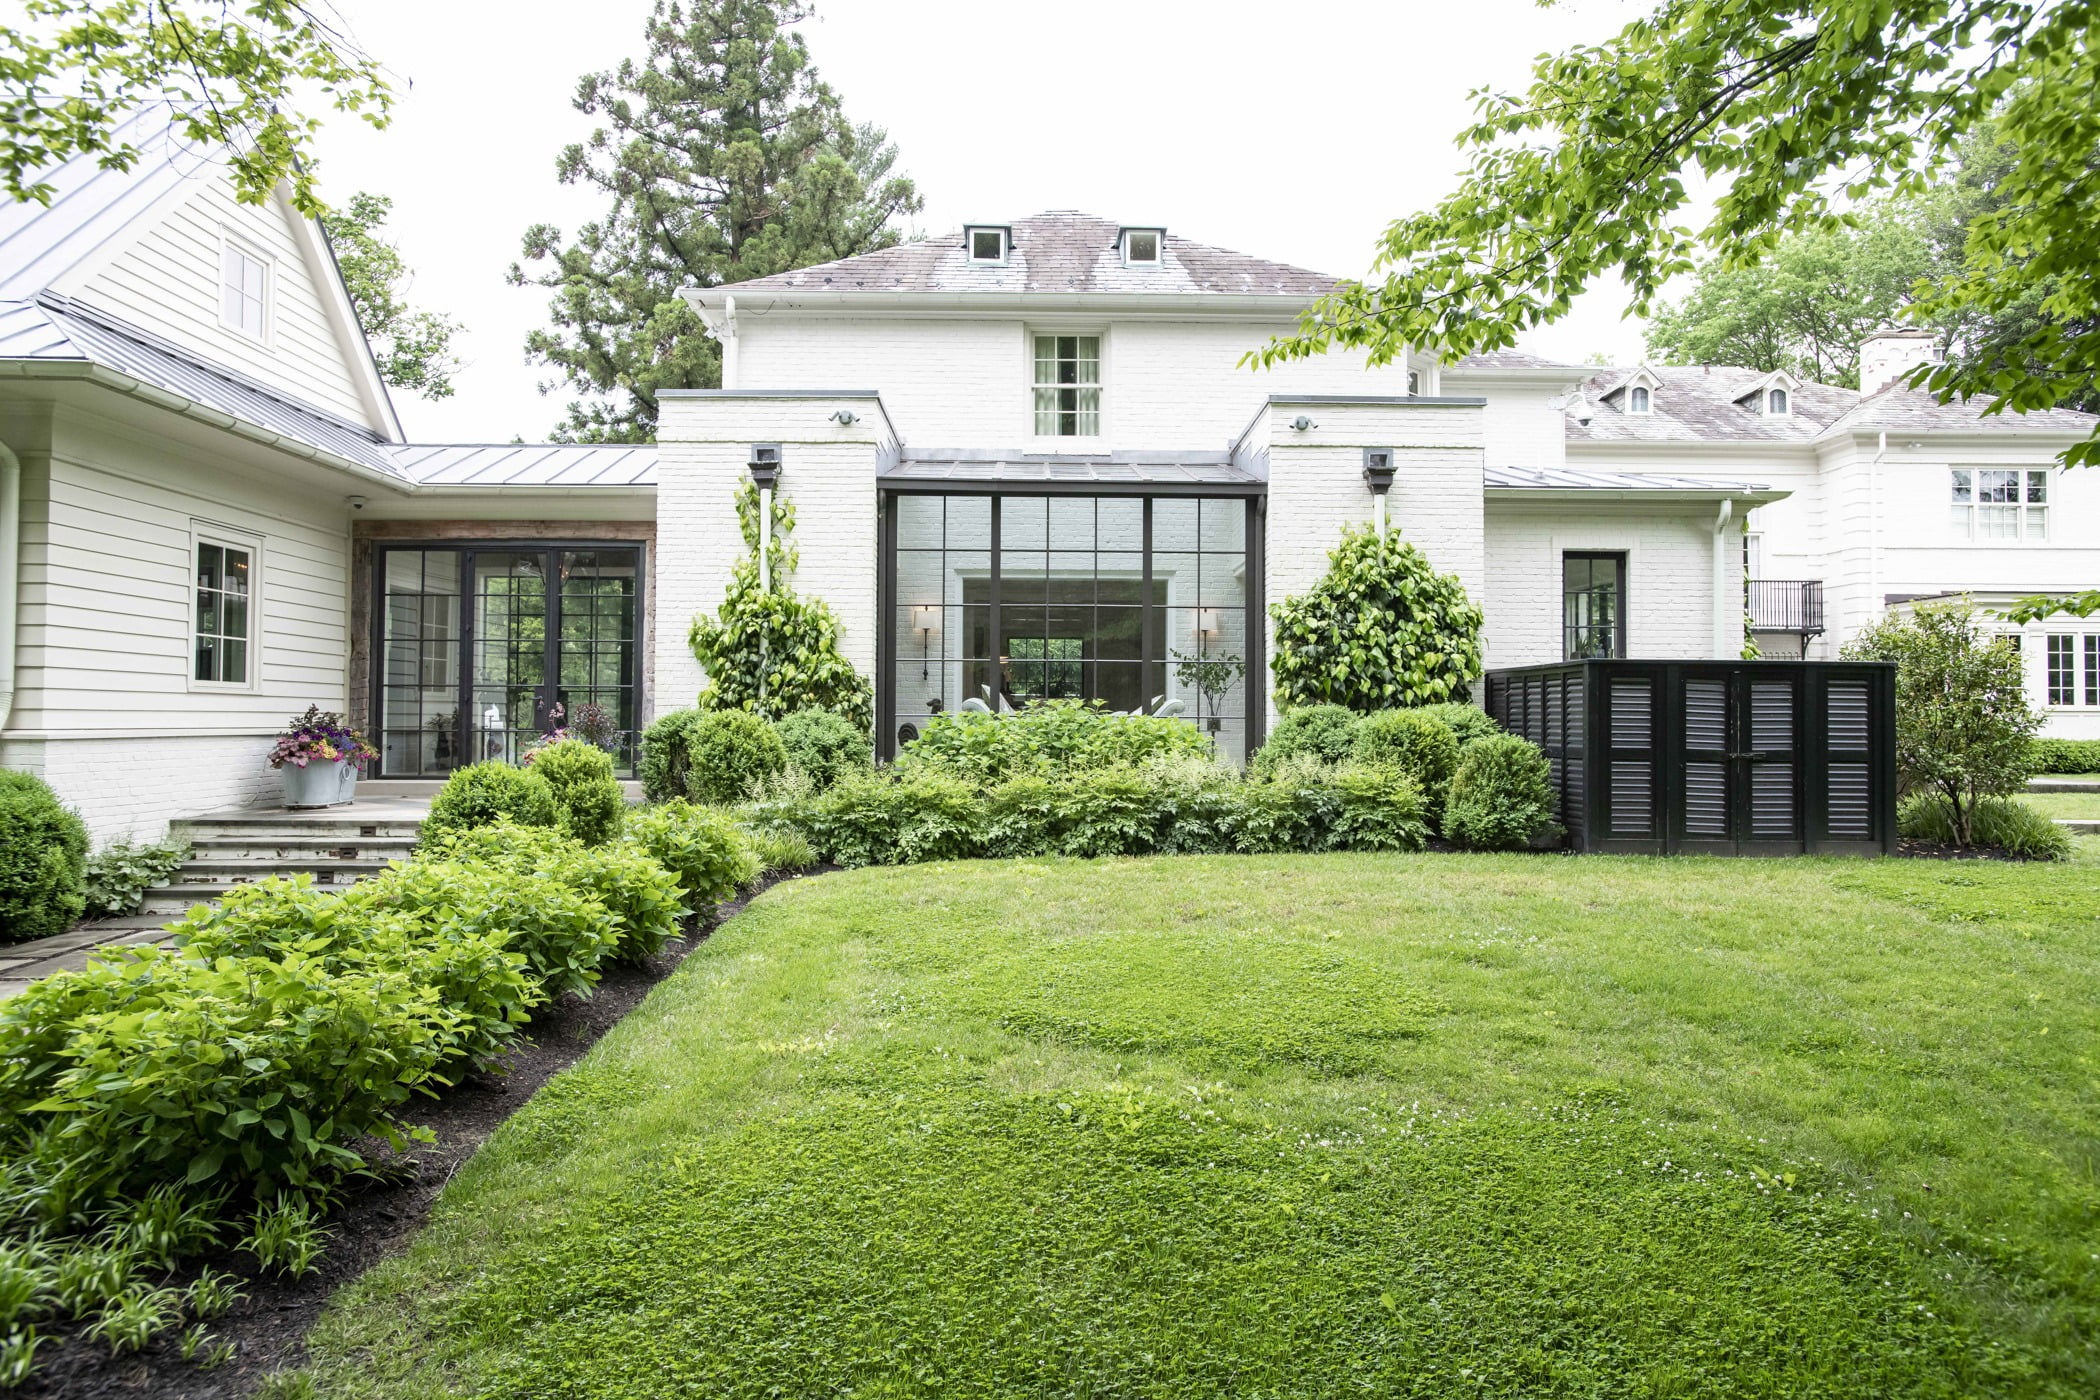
[1289, 415, 1317, 432]
[1194, 607, 1221, 638]
[912, 604, 938, 677]
[1362, 447, 1397, 539]
[749, 444, 782, 591]
[831, 409, 859, 426]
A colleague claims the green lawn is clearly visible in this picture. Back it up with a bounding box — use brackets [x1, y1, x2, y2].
[299, 854, 2100, 1399]
[2020, 790, 2100, 820]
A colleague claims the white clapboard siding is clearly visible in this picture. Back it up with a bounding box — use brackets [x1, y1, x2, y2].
[65, 177, 377, 427]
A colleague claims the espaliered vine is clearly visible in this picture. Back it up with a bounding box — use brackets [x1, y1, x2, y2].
[1268, 526, 1483, 712]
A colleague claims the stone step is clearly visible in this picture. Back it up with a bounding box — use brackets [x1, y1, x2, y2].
[2057, 818, 2100, 835]
[2030, 778, 2100, 793]
[172, 817, 424, 843]
[183, 834, 417, 864]
[175, 857, 396, 886]
[140, 874, 379, 916]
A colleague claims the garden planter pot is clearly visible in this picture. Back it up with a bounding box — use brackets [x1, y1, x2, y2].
[281, 758, 358, 809]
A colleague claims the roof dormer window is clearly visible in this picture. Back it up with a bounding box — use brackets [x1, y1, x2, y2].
[1119, 226, 1164, 265]
[1766, 387, 1790, 415]
[1627, 385, 1651, 415]
[967, 226, 1009, 264]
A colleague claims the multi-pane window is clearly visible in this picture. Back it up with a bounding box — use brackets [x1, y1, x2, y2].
[2048, 634, 2076, 706]
[1626, 386, 1651, 414]
[194, 541, 251, 683]
[1952, 468, 2048, 540]
[1766, 387, 1789, 415]
[1033, 335, 1101, 436]
[220, 240, 267, 338]
[2089, 634, 2100, 706]
[1563, 552, 1626, 659]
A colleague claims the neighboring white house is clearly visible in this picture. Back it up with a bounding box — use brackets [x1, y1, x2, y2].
[1, 127, 2093, 842]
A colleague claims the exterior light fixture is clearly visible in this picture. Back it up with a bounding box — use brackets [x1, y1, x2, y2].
[1194, 607, 1221, 637]
[749, 445, 782, 591]
[1289, 415, 1317, 432]
[1363, 447, 1397, 539]
[831, 409, 859, 426]
[912, 605, 938, 679]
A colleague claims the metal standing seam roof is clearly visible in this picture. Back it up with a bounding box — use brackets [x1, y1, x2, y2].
[1486, 463, 1777, 494]
[390, 443, 660, 487]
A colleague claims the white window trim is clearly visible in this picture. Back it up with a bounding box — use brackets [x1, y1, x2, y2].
[1765, 386, 1790, 416]
[217, 229, 273, 343]
[2041, 630, 2100, 709]
[189, 522, 263, 693]
[966, 227, 1008, 264]
[1028, 328, 1106, 441]
[1120, 228, 1163, 266]
[1949, 466, 2050, 543]
[1626, 385, 1652, 415]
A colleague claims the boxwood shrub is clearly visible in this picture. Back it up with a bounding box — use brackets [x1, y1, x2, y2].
[0, 770, 88, 943]
[640, 708, 704, 803]
[1250, 704, 1359, 776]
[529, 739, 626, 846]
[774, 709, 871, 792]
[421, 762, 558, 843]
[1445, 734, 1558, 852]
[687, 711, 788, 804]
[1351, 710, 1461, 816]
[2031, 737, 2100, 774]
[897, 699, 1212, 785]
[1416, 702, 1502, 748]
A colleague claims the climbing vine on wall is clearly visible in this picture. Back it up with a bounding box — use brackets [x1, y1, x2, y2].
[687, 478, 874, 731]
[1269, 525, 1483, 712]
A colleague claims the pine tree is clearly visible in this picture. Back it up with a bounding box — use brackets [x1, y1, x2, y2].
[510, 0, 921, 442]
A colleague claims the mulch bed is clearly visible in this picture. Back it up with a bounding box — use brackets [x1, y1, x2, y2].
[21, 872, 816, 1400]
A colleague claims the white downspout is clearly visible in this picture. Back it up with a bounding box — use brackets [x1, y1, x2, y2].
[1713, 496, 1736, 658]
[0, 440, 19, 734]
[1869, 430, 1886, 653]
[721, 295, 740, 391]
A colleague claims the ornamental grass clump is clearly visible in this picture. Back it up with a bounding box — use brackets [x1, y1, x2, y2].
[1898, 794, 2070, 860]
[1444, 734, 1560, 852]
[0, 770, 87, 943]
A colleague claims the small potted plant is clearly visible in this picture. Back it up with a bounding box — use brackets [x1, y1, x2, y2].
[270, 705, 378, 808]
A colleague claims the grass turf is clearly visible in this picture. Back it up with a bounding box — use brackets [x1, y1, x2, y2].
[2018, 790, 2100, 820]
[297, 854, 2100, 1399]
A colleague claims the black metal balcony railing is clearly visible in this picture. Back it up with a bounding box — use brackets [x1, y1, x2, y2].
[1746, 579, 1826, 635]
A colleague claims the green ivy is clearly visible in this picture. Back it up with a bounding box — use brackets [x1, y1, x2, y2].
[687, 478, 872, 731]
[1268, 527, 1483, 713]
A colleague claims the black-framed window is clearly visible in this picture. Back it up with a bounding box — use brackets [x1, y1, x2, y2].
[1563, 552, 1627, 660]
[194, 541, 252, 684]
[882, 491, 1262, 763]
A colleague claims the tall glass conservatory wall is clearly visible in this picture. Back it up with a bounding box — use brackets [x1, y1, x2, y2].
[884, 493, 1261, 762]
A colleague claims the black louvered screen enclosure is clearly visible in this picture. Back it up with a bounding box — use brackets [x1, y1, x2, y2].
[1483, 660, 1896, 855]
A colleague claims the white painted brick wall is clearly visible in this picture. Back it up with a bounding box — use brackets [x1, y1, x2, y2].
[1482, 502, 1722, 668]
[0, 734, 280, 843]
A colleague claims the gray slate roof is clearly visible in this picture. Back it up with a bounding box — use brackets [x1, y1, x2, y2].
[1568, 362, 2097, 443]
[720, 212, 1339, 298]
[1448, 350, 1590, 373]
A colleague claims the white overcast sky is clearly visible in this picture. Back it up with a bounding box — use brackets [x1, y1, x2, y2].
[309, 0, 1660, 442]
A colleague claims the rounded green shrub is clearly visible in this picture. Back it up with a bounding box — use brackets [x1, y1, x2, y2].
[1351, 710, 1462, 812]
[1444, 734, 1558, 852]
[2030, 737, 2100, 774]
[1252, 704, 1359, 776]
[686, 711, 788, 804]
[774, 710, 871, 792]
[529, 739, 626, 846]
[1417, 702, 1502, 748]
[0, 770, 88, 942]
[640, 709, 704, 803]
[1328, 765, 1431, 852]
[897, 699, 1211, 786]
[421, 762, 558, 844]
[625, 801, 763, 911]
[352, 855, 615, 1001]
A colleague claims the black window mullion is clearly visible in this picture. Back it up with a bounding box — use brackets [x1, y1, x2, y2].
[1141, 497, 1155, 709]
[989, 496, 1002, 711]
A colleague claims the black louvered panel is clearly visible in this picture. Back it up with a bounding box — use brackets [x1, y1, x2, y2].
[1610, 680, 1651, 747]
[1750, 763, 1796, 837]
[1609, 761, 1653, 835]
[1827, 681, 1869, 751]
[1827, 762, 1870, 838]
[1566, 757, 1586, 840]
[1684, 679, 1727, 751]
[1750, 681, 1794, 750]
[1684, 761, 1728, 836]
[1566, 678, 1585, 750]
[1546, 678, 1563, 748]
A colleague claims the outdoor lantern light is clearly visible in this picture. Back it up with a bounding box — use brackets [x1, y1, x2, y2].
[1195, 608, 1221, 637]
[1362, 447, 1397, 538]
[912, 605, 938, 678]
[749, 445, 782, 589]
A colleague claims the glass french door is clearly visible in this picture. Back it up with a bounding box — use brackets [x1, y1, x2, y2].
[377, 544, 641, 777]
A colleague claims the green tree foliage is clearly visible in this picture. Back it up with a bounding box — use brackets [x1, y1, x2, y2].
[1268, 527, 1483, 714]
[1645, 208, 1933, 386]
[2, 0, 391, 215]
[510, 0, 922, 442]
[0, 770, 87, 941]
[1841, 602, 2040, 846]
[688, 478, 874, 729]
[326, 192, 463, 400]
[1250, 0, 2100, 467]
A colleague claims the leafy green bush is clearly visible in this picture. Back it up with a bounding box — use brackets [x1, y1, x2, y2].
[688, 479, 874, 730]
[1843, 604, 2040, 846]
[2031, 737, 2100, 774]
[171, 875, 538, 1070]
[0, 771, 88, 943]
[1445, 734, 1559, 852]
[1898, 795, 2070, 860]
[768, 770, 985, 868]
[1417, 702, 1502, 748]
[1269, 527, 1483, 711]
[1325, 765, 1430, 852]
[421, 762, 558, 844]
[421, 822, 679, 966]
[773, 710, 871, 791]
[1250, 704, 1359, 776]
[82, 839, 187, 919]
[639, 709, 703, 803]
[626, 801, 762, 911]
[352, 856, 616, 1002]
[686, 711, 788, 804]
[898, 699, 1212, 786]
[527, 739, 626, 846]
[1351, 709, 1462, 816]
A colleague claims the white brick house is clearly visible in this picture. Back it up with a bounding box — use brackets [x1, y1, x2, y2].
[1, 132, 2094, 840]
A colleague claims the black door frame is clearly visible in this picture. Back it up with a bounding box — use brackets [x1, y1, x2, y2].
[369, 540, 647, 778]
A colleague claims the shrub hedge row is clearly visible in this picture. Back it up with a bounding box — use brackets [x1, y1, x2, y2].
[2031, 737, 2100, 774]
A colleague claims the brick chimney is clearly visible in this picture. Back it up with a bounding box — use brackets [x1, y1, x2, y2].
[1858, 328, 1943, 395]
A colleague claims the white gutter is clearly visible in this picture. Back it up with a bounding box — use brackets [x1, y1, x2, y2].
[0, 438, 18, 733]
